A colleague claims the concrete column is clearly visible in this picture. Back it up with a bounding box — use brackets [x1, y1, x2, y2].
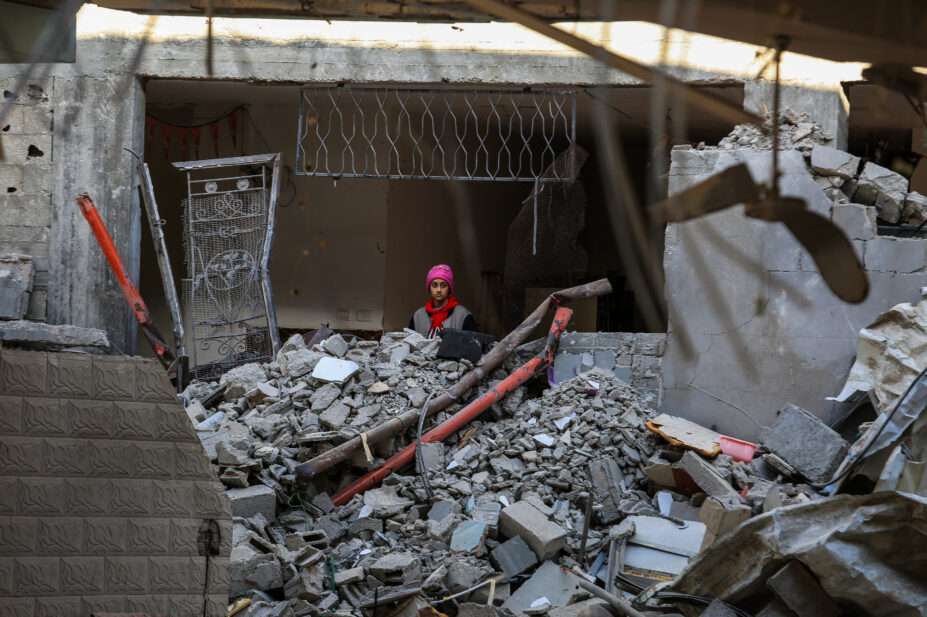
[743, 81, 849, 151]
[48, 73, 144, 354]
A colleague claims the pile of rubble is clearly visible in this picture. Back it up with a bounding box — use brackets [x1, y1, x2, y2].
[714, 108, 830, 152]
[181, 328, 870, 617]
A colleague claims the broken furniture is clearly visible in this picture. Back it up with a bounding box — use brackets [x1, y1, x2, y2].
[437, 328, 495, 364]
[173, 153, 283, 380]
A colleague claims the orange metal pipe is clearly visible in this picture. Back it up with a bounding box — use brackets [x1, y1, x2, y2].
[331, 306, 574, 506]
[76, 192, 175, 369]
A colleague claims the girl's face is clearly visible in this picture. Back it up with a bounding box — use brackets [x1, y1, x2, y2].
[429, 279, 450, 304]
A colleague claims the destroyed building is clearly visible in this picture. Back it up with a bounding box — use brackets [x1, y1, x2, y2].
[2, 1, 927, 617]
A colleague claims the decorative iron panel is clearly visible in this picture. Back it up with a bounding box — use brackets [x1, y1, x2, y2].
[174, 154, 283, 380]
[297, 86, 577, 181]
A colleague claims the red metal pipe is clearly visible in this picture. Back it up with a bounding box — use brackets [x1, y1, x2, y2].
[331, 306, 574, 506]
[76, 193, 175, 369]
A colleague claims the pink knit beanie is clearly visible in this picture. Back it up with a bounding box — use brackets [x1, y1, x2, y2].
[426, 264, 454, 292]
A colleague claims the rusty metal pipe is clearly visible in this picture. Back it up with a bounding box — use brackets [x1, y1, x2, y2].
[331, 306, 573, 506]
[294, 278, 612, 487]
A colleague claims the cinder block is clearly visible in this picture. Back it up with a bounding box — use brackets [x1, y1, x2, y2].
[149, 556, 191, 592]
[499, 501, 567, 561]
[127, 518, 171, 553]
[47, 354, 92, 398]
[84, 518, 128, 554]
[104, 556, 148, 593]
[21, 398, 66, 435]
[59, 556, 104, 593]
[0, 396, 23, 433]
[64, 479, 109, 515]
[15, 557, 60, 595]
[227, 484, 277, 521]
[37, 517, 84, 553]
[91, 356, 136, 401]
[67, 399, 113, 437]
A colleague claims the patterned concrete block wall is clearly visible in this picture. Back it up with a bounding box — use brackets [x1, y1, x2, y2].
[0, 350, 231, 617]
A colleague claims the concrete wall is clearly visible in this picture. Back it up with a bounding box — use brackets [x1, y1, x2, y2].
[660, 145, 927, 440]
[0, 350, 231, 616]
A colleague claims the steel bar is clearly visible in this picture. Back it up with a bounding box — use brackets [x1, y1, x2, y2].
[136, 160, 186, 360]
[460, 0, 763, 130]
[567, 569, 648, 617]
[261, 153, 283, 354]
[331, 306, 574, 506]
[76, 193, 175, 369]
[294, 278, 612, 486]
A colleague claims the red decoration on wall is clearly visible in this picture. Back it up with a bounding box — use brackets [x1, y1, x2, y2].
[162, 123, 172, 160]
[228, 111, 238, 151]
[209, 122, 220, 157]
[192, 126, 202, 159]
[178, 127, 188, 156]
[145, 116, 156, 156]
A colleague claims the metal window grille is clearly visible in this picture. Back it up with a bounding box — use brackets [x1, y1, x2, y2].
[297, 86, 577, 181]
[175, 153, 283, 380]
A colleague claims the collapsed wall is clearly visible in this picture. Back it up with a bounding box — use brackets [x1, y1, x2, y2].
[660, 110, 927, 439]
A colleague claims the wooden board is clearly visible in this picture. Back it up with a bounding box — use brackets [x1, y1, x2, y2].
[645, 413, 721, 456]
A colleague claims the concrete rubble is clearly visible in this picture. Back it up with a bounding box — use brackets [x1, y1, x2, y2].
[174, 326, 880, 617]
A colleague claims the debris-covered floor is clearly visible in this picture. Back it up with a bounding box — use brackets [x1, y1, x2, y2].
[179, 323, 927, 617]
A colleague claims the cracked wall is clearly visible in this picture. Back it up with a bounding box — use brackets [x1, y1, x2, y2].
[661, 143, 927, 440]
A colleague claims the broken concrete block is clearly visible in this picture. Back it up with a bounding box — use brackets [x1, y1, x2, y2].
[311, 356, 359, 383]
[699, 497, 752, 550]
[322, 333, 349, 357]
[904, 191, 927, 224]
[334, 566, 365, 586]
[227, 484, 277, 520]
[229, 546, 283, 596]
[672, 451, 741, 500]
[285, 568, 325, 601]
[854, 161, 908, 223]
[502, 561, 584, 614]
[221, 362, 266, 401]
[319, 402, 351, 429]
[865, 236, 927, 274]
[490, 535, 538, 578]
[831, 203, 877, 241]
[284, 348, 324, 377]
[416, 442, 445, 474]
[310, 382, 342, 411]
[368, 381, 389, 394]
[760, 403, 848, 484]
[369, 552, 421, 584]
[766, 561, 840, 617]
[0, 253, 33, 319]
[500, 501, 567, 561]
[587, 458, 626, 524]
[810, 145, 859, 179]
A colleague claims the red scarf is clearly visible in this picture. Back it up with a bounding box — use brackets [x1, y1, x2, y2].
[426, 297, 459, 335]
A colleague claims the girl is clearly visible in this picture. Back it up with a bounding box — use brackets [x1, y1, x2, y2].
[409, 264, 477, 338]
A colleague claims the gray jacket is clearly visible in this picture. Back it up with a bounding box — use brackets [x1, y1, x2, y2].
[410, 304, 476, 337]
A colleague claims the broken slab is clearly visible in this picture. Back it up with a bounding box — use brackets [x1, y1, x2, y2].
[311, 356, 359, 384]
[646, 414, 721, 456]
[760, 403, 848, 484]
[672, 451, 742, 500]
[699, 497, 752, 550]
[229, 546, 283, 597]
[450, 520, 488, 554]
[854, 161, 908, 223]
[502, 561, 584, 614]
[499, 501, 568, 561]
[0, 319, 109, 348]
[809, 145, 859, 179]
[587, 458, 626, 524]
[490, 535, 538, 578]
[904, 191, 927, 224]
[766, 560, 840, 617]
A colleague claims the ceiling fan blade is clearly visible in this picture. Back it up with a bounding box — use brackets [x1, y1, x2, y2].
[747, 197, 869, 303]
[648, 163, 760, 223]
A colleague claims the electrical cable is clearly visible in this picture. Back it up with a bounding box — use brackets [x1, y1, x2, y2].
[146, 104, 245, 129]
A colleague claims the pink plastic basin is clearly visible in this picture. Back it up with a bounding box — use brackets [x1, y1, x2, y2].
[719, 435, 757, 463]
